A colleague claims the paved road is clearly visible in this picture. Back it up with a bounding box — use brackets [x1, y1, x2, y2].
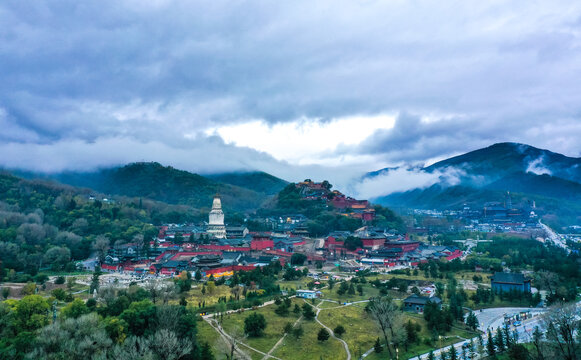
[406, 307, 547, 360]
[474, 307, 546, 332]
[539, 221, 570, 253]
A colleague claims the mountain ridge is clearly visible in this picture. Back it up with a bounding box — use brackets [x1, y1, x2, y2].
[368, 142, 581, 228]
[7, 162, 289, 213]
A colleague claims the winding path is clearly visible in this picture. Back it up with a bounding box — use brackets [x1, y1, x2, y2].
[204, 316, 284, 360]
[304, 299, 352, 360]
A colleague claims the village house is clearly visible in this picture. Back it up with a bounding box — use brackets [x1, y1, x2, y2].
[491, 272, 531, 293]
[403, 294, 442, 313]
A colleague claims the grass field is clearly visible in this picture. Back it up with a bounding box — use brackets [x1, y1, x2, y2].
[316, 304, 480, 360]
[184, 283, 238, 308]
[219, 298, 303, 354]
[196, 318, 221, 345]
[317, 304, 377, 358]
[271, 318, 347, 360]
[319, 283, 380, 302]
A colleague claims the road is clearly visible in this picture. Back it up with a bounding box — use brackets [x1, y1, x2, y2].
[539, 221, 570, 253]
[407, 307, 547, 360]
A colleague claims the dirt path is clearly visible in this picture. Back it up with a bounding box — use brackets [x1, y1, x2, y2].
[303, 299, 352, 360]
[261, 315, 303, 360]
[204, 316, 285, 360]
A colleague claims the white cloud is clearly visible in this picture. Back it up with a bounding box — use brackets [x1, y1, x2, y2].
[206, 114, 396, 164]
[526, 157, 552, 176]
[352, 167, 466, 199]
[1, 0, 581, 193]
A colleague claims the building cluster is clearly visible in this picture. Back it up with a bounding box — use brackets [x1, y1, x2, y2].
[409, 192, 544, 238]
[296, 180, 376, 221]
[99, 193, 462, 279]
[101, 195, 309, 277]
[323, 226, 463, 268]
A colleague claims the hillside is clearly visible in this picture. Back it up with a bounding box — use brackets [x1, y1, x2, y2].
[12, 163, 283, 213]
[206, 171, 288, 195]
[426, 142, 581, 183]
[369, 142, 581, 227]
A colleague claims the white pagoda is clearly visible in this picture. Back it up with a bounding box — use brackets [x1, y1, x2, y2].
[207, 195, 226, 239]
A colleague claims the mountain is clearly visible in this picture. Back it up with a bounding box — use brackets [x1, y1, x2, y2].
[206, 171, 288, 195]
[369, 142, 581, 227]
[11, 163, 286, 213]
[426, 142, 581, 183]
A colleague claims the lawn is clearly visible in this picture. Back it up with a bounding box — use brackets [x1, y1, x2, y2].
[317, 304, 378, 359]
[184, 283, 239, 308]
[271, 318, 347, 360]
[317, 305, 480, 360]
[277, 278, 313, 291]
[319, 283, 380, 302]
[196, 318, 220, 346]
[219, 298, 303, 354]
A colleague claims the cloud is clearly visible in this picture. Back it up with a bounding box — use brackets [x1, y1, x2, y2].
[1, 0, 581, 186]
[526, 157, 552, 176]
[351, 166, 466, 199]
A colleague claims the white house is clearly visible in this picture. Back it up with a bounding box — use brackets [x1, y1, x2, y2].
[296, 289, 322, 299]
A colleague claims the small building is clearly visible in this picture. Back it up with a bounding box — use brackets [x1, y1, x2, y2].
[491, 272, 531, 293]
[403, 294, 442, 313]
[296, 289, 322, 299]
[251, 235, 274, 250]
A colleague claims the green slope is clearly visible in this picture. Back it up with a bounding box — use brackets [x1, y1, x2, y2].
[16, 163, 277, 213]
[206, 171, 288, 195]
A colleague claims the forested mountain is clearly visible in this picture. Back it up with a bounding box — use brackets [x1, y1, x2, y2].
[206, 171, 288, 195]
[13, 163, 286, 213]
[0, 171, 209, 278]
[369, 143, 581, 228]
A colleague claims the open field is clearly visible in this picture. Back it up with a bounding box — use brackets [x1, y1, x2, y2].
[219, 298, 303, 355]
[316, 304, 479, 360]
[318, 303, 377, 358]
[319, 283, 380, 302]
[271, 317, 347, 360]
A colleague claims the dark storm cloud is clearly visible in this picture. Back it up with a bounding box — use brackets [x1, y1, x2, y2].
[1, 0, 581, 179]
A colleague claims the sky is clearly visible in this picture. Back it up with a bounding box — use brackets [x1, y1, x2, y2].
[1, 1, 581, 196]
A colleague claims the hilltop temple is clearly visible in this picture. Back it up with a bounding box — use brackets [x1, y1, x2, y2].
[207, 195, 227, 239]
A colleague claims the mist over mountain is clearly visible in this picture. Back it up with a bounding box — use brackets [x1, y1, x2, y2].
[366, 142, 581, 227]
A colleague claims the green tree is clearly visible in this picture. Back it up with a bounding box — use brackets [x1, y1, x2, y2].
[244, 313, 267, 337]
[348, 283, 356, 295]
[487, 331, 496, 358]
[15, 295, 49, 331]
[466, 311, 478, 331]
[508, 344, 529, 360]
[302, 303, 316, 320]
[448, 345, 458, 360]
[119, 299, 156, 336]
[495, 329, 505, 352]
[374, 337, 382, 353]
[51, 288, 67, 301]
[60, 298, 90, 319]
[334, 325, 346, 337]
[317, 328, 330, 342]
[292, 325, 304, 339]
[290, 253, 307, 266]
[283, 322, 293, 334]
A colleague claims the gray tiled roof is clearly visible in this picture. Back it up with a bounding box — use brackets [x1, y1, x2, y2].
[491, 272, 528, 284]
